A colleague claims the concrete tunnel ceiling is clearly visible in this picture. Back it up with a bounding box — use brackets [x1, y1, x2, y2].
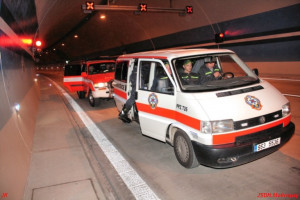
[33, 0, 300, 63]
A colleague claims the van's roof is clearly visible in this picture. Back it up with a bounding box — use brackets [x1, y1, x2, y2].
[85, 60, 115, 64]
[117, 48, 234, 60]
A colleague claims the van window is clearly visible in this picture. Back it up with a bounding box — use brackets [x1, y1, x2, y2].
[139, 61, 174, 95]
[115, 61, 128, 82]
[64, 64, 82, 76]
[82, 64, 87, 73]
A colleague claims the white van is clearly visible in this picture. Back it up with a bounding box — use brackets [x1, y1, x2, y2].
[113, 49, 295, 168]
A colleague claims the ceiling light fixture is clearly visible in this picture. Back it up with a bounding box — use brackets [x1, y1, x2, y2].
[100, 14, 106, 19]
[14, 103, 20, 112]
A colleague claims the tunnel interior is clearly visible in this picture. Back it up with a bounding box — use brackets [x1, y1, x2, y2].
[0, 0, 299, 199]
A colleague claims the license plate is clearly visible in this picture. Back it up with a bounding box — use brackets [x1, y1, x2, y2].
[254, 138, 281, 152]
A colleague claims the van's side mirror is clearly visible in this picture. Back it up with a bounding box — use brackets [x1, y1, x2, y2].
[252, 68, 259, 76]
[81, 72, 87, 77]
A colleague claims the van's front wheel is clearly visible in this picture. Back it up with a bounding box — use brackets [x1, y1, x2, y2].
[174, 130, 199, 168]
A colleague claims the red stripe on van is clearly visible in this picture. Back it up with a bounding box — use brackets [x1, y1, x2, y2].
[136, 102, 200, 130]
[213, 115, 291, 145]
[114, 88, 127, 100]
[175, 112, 201, 130]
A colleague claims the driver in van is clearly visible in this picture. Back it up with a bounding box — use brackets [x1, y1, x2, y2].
[89, 65, 94, 74]
[199, 57, 222, 84]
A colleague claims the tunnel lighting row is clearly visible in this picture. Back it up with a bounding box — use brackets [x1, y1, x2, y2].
[36, 66, 64, 70]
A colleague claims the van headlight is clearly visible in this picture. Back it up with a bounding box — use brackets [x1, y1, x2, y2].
[201, 119, 234, 134]
[282, 103, 291, 117]
[94, 82, 107, 89]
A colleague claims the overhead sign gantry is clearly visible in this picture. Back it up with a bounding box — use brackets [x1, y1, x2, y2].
[82, 1, 193, 15]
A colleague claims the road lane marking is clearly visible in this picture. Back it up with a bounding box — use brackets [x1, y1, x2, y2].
[261, 77, 300, 97]
[47, 77, 159, 200]
[283, 94, 300, 98]
[261, 77, 300, 82]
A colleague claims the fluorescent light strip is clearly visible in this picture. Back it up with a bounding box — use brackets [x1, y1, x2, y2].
[46, 77, 159, 200]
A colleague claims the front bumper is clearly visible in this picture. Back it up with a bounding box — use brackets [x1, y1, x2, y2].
[92, 88, 112, 98]
[192, 122, 295, 168]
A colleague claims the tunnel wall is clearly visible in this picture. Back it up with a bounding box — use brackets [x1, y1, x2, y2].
[97, 4, 300, 78]
[0, 0, 39, 199]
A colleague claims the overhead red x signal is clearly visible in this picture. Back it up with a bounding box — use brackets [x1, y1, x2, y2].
[86, 1, 95, 10]
[1, 193, 8, 198]
[139, 3, 147, 12]
[186, 6, 193, 14]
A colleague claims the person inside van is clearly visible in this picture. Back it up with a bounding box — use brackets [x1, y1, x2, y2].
[150, 62, 173, 93]
[180, 60, 200, 85]
[199, 57, 222, 84]
[89, 65, 94, 74]
[118, 64, 137, 123]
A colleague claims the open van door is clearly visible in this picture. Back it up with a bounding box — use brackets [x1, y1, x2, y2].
[63, 61, 86, 96]
[135, 59, 176, 141]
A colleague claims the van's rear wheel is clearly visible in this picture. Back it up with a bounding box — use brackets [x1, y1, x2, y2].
[77, 91, 86, 99]
[88, 90, 100, 107]
[174, 130, 199, 168]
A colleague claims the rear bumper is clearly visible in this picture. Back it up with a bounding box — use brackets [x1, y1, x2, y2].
[192, 122, 295, 168]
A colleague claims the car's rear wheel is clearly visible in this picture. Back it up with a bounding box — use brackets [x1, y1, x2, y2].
[88, 90, 100, 107]
[174, 130, 199, 168]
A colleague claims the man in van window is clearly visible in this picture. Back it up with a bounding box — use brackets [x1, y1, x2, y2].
[180, 60, 200, 85]
[151, 62, 173, 92]
[89, 65, 94, 74]
[199, 57, 222, 84]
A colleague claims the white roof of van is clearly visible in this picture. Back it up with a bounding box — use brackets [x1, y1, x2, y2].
[117, 48, 234, 60]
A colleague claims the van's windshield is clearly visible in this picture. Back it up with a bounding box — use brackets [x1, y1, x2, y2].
[173, 53, 259, 92]
[88, 63, 115, 75]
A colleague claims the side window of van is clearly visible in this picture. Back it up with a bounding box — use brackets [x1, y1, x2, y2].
[139, 61, 174, 95]
[64, 64, 82, 76]
[115, 61, 128, 82]
[139, 61, 151, 90]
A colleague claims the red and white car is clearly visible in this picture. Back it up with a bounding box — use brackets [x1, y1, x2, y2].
[63, 60, 115, 106]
